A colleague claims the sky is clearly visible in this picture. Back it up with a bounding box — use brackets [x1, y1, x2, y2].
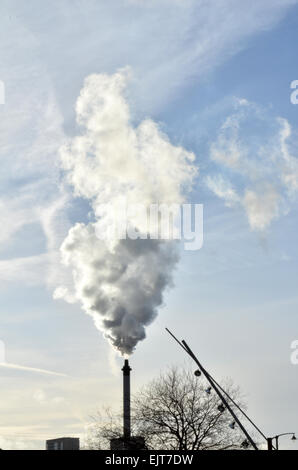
[0, 0, 298, 450]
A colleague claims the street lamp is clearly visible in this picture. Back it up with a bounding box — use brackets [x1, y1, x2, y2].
[166, 328, 261, 450]
[166, 328, 298, 451]
[166, 328, 298, 452]
[267, 433, 296, 450]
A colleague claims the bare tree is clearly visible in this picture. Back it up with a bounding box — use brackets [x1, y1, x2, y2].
[86, 367, 246, 450]
[85, 408, 123, 450]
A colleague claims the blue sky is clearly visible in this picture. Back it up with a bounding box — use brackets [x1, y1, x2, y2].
[0, 0, 298, 449]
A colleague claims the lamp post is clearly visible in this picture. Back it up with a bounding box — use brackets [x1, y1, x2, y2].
[166, 328, 298, 451]
[267, 433, 296, 450]
[166, 328, 261, 450]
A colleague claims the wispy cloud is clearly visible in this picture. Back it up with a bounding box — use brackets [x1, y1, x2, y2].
[0, 0, 297, 450]
[206, 99, 298, 231]
[0, 362, 67, 377]
[0, 10, 72, 289]
[33, 389, 65, 404]
[0, 0, 295, 287]
[6, 0, 295, 115]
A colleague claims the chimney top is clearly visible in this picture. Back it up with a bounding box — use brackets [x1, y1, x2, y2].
[122, 359, 132, 375]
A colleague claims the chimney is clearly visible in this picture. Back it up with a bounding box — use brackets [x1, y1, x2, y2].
[122, 359, 131, 440]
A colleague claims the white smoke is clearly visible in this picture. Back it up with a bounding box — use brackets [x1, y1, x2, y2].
[55, 69, 196, 355]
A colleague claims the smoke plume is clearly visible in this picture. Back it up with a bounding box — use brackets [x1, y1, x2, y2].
[55, 69, 196, 355]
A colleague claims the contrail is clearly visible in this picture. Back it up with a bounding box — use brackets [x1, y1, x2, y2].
[0, 362, 67, 377]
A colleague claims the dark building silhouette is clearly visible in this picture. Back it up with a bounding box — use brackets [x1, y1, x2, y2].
[46, 437, 80, 450]
[110, 435, 146, 450]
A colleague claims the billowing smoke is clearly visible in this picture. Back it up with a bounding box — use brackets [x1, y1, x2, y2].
[54, 69, 196, 355]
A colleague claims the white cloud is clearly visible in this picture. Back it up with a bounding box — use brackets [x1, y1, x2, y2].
[0, 254, 49, 285]
[206, 175, 239, 207]
[124, 0, 298, 112]
[0, 1, 296, 449]
[33, 389, 47, 404]
[0, 0, 295, 286]
[5, 0, 296, 115]
[0, 436, 34, 451]
[33, 389, 65, 405]
[0, 11, 73, 289]
[278, 118, 298, 193]
[0, 198, 37, 245]
[207, 100, 298, 231]
[0, 362, 67, 377]
[243, 186, 280, 232]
